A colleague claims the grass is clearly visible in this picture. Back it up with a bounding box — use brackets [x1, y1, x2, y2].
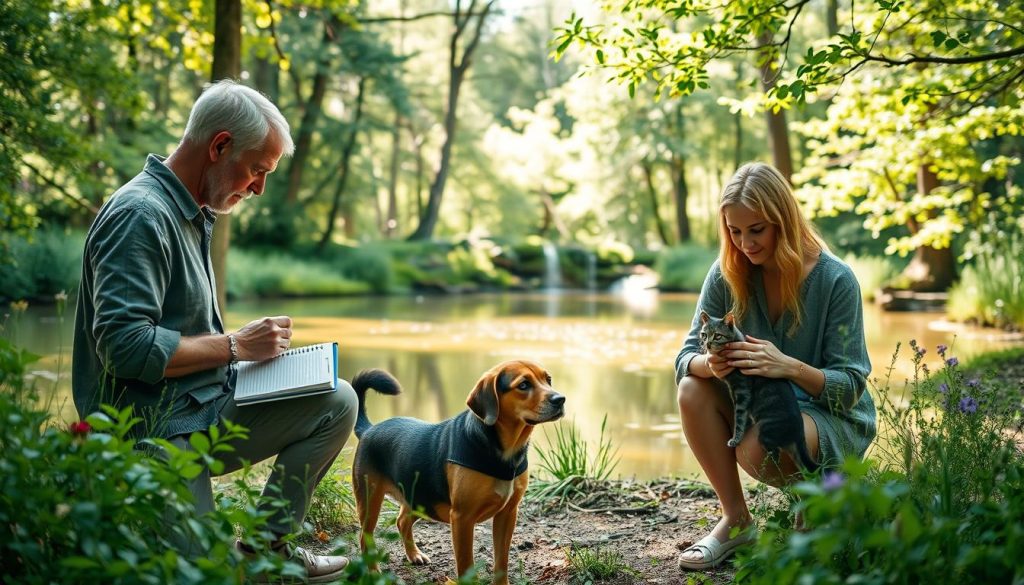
[306, 461, 357, 536]
[529, 415, 620, 503]
[654, 244, 718, 292]
[566, 544, 637, 583]
[842, 252, 903, 302]
[227, 249, 371, 298]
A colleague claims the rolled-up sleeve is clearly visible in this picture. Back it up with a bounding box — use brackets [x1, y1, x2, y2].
[814, 273, 871, 413]
[90, 206, 181, 384]
[674, 261, 729, 384]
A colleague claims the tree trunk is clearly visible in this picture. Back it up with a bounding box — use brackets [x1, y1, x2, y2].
[285, 18, 337, 203]
[641, 162, 671, 246]
[317, 77, 367, 252]
[734, 60, 744, 171]
[670, 154, 692, 243]
[757, 34, 793, 182]
[407, 0, 495, 240]
[826, 0, 839, 36]
[901, 164, 956, 291]
[210, 0, 241, 315]
[386, 111, 402, 238]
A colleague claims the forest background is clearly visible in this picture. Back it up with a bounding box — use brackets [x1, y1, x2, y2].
[2, 0, 1023, 327]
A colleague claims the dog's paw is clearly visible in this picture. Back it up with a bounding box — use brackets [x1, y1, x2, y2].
[406, 550, 431, 565]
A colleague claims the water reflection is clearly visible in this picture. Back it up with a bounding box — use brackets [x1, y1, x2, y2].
[11, 291, 1022, 481]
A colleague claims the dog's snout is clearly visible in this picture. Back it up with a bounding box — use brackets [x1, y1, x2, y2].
[548, 393, 565, 408]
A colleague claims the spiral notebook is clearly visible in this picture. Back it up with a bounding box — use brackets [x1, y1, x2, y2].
[233, 342, 338, 405]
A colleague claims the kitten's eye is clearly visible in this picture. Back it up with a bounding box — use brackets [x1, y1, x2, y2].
[517, 380, 531, 391]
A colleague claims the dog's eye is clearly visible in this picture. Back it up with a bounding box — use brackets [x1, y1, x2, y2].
[545, 374, 552, 384]
[517, 381, 531, 391]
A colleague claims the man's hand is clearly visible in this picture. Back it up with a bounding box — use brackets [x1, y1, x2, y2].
[233, 316, 293, 362]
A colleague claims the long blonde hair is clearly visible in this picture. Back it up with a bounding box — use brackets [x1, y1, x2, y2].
[718, 162, 828, 333]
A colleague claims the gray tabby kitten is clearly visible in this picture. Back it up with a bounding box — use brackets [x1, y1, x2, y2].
[699, 311, 819, 472]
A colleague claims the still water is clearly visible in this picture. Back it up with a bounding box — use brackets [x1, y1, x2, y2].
[11, 290, 1022, 480]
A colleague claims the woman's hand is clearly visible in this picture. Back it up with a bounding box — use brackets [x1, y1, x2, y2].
[726, 334, 797, 379]
[705, 353, 735, 379]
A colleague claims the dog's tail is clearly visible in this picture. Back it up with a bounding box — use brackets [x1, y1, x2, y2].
[352, 369, 402, 439]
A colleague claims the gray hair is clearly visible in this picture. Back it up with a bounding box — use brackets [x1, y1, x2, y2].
[182, 79, 294, 157]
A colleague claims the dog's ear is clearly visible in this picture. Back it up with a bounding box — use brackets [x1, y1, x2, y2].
[467, 367, 501, 426]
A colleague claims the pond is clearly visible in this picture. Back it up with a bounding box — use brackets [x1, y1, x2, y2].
[11, 290, 1022, 481]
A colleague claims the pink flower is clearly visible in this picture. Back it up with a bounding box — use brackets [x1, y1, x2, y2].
[69, 421, 91, 436]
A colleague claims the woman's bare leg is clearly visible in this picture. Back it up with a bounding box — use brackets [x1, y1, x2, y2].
[677, 377, 752, 561]
[734, 413, 820, 486]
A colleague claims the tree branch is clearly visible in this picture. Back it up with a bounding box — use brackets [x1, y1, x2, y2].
[860, 44, 1024, 65]
[22, 161, 99, 215]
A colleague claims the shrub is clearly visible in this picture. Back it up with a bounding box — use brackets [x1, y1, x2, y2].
[227, 249, 369, 298]
[947, 232, 1024, 330]
[735, 341, 1024, 583]
[0, 228, 84, 302]
[842, 253, 903, 302]
[654, 244, 718, 292]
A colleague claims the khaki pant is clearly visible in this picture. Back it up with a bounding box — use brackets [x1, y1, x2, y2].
[171, 380, 358, 535]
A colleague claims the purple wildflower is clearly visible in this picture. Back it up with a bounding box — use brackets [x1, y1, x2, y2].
[938, 382, 949, 394]
[966, 378, 980, 389]
[945, 357, 959, 367]
[915, 347, 927, 357]
[822, 471, 845, 491]
[958, 396, 978, 414]
[937, 344, 948, 357]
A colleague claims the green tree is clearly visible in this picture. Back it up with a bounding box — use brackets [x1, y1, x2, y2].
[555, 0, 1024, 289]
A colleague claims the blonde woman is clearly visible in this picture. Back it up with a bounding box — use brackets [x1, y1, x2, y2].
[674, 162, 876, 570]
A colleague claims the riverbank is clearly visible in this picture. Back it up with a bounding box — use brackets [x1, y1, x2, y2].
[313, 477, 745, 584]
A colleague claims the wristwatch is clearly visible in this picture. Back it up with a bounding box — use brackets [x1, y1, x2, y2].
[228, 334, 239, 364]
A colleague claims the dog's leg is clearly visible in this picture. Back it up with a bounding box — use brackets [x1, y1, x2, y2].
[450, 511, 477, 580]
[490, 478, 526, 585]
[355, 472, 387, 570]
[397, 504, 430, 565]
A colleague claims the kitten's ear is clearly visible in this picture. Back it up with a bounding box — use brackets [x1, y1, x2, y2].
[700, 311, 710, 324]
[724, 313, 735, 326]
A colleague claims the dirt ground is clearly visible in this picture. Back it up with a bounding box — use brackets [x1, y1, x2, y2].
[334, 478, 752, 585]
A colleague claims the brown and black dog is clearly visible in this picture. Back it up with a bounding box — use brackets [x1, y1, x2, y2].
[350, 360, 566, 584]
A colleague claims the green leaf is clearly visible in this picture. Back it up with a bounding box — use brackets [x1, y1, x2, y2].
[929, 31, 946, 47]
[61, 556, 101, 569]
[943, 38, 959, 50]
[596, 49, 605, 64]
[189, 432, 210, 453]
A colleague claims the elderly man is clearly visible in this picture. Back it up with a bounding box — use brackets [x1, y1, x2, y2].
[72, 80, 356, 582]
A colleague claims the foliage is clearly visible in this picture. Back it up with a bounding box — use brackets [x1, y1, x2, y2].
[947, 218, 1024, 330]
[842, 253, 902, 302]
[306, 462, 357, 535]
[530, 415, 620, 503]
[555, 0, 1024, 267]
[554, 0, 1024, 107]
[654, 244, 717, 292]
[0, 0, 142, 258]
[226, 249, 370, 299]
[0, 228, 85, 303]
[0, 374, 299, 582]
[566, 544, 638, 584]
[736, 341, 1024, 583]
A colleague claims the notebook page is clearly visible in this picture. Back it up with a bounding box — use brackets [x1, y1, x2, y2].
[235, 342, 334, 400]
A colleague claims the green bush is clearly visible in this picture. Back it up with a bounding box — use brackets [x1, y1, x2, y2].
[654, 244, 718, 292]
[947, 228, 1024, 329]
[842, 253, 903, 302]
[0, 338, 298, 584]
[0, 228, 84, 302]
[736, 341, 1024, 583]
[227, 249, 370, 299]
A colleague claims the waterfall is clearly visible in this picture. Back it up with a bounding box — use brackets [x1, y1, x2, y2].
[541, 242, 561, 290]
